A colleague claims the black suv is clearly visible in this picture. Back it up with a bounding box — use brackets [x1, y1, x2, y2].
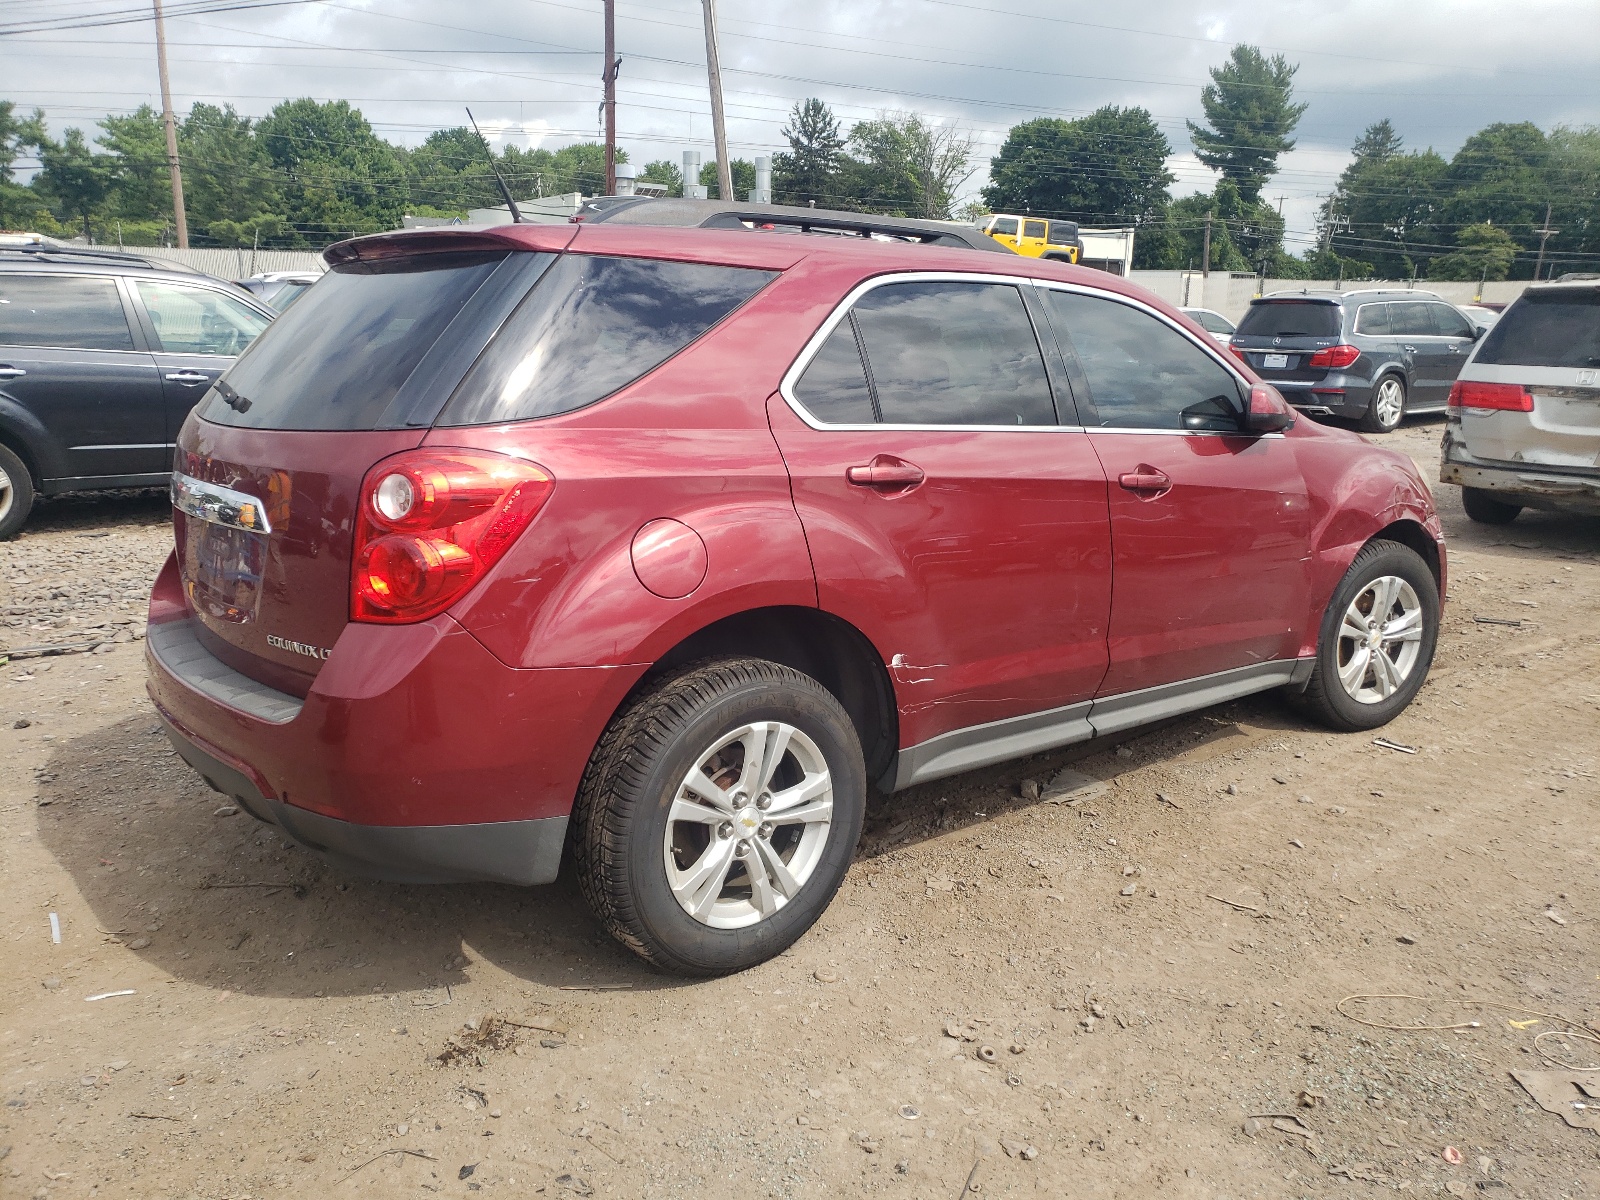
[0, 242, 274, 537]
[1229, 289, 1482, 433]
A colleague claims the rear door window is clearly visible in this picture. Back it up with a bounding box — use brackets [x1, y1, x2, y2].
[1354, 303, 1391, 335]
[1389, 302, 1436, 337]
[135, 281, 270, 356]
[794, 319, 876, 424]
[847, 280, 1056, 426]
[1043, 290, 1242, 430]
[439, 255, 776, 425]
[1235, 301, 1340, 339]
[0, 274, 134, 351]
[200, 251, 508, 430]
[1475, 289, 1600, 368]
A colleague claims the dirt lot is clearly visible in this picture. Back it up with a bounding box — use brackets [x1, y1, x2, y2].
[2, 418, 1598, 1200]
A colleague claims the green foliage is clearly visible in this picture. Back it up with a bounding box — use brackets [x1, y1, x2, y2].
[34, 127, 113, 240]
[180, 104, 285, 243]
[98, 105, 169, 223]
[699, 159, 755, 201]
[842, 113, 973, 219]
[1546, 125, 1600, 264]
[773, 98, 847, 207]
[1430, 223, 1519, 281]
[982, 107, 1173, 225]
[638, 159, 682, 197]
[257, 98, 406, 241]
[1186, 45, 1307, 205]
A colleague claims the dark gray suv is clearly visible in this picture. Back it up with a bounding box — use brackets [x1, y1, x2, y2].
[1229, 289, 1482, 433]
[0, 243, 274, 537]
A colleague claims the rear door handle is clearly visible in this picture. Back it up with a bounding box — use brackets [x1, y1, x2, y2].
[165, 371, 213, 385]
[0, 366, 25, 379]
[846, 456, 925, 490]
[1118, 467, 1172, 494]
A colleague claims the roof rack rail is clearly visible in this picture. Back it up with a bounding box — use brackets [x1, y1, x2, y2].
[0, 235, 198, 272]
[1338, 286, 1441, 299]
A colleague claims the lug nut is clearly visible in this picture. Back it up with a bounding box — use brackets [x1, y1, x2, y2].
[757, 794, 772, 810]
[734, 841, 750, 857]
[759, 823, 773, 838]
[717, 822, 733, 839]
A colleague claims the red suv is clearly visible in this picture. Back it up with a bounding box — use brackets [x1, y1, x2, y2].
[146, 220, 1445, 976]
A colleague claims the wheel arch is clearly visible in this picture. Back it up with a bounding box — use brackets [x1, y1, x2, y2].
[624, 605, 899, 792]
[1371, 517, 1441, 590]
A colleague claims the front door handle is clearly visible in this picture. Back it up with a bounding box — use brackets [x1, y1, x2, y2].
[1118, 467, 1172, 494]
[0, 366, 26, 379]
[1401, 344, 1417, 353]
[846, 455, 925, 490]
[165, 371, 213, 385]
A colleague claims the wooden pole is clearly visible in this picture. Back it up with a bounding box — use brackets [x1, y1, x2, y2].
[701, 0, 733, 201]
[602, 0, 616, 196]
[153, 0, 188, 248]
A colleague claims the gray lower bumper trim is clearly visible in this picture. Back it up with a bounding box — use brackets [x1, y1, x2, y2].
[162, 721, 566, 886]
[148, 617, 304, 724]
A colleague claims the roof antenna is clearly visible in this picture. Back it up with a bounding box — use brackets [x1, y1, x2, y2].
[466, 107, 523, 224]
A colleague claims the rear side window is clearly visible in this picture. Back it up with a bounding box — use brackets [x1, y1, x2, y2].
[848, 281, 1056, 426]
[794, 320, 876, 423]
[1044, 290, 1242, 430]
[1476, 289, 1600, 368]
[1354, 303, 1390, 335]
[1023, 220, 1047, 240]
[1046, 223, 1077, 247]
[1430, 304, 1475, 339]
[1190, 310, 1233, 334]
[199, 251, 506, 430]
[136, 280, 270, 356]
[0, 274, 134, 351]
[1389, 302, 1435, 337]
[1235, 300, 1340, 339]
[438, 255, 776, 425]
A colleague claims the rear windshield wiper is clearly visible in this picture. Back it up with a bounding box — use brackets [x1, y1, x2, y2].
[214, 378, 252, 414]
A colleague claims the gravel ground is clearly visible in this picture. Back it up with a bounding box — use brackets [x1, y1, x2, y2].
[2, 421, 1598, 1199]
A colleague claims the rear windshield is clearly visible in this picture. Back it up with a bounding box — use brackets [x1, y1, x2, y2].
[1235, 300, 1340, 339]
[1475, 289, 1600, 368]
[197, 252, 505, 430]
[436, 254, 776, 426]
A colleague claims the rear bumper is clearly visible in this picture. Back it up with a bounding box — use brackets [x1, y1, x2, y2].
[1440, 432, 1600, 515]
[1271, 377, 1372, 419]
[144, 552, 643, 885]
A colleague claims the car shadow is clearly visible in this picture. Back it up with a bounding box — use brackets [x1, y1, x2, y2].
[34, 713, 681, 999]
[21, 487, 170, 535]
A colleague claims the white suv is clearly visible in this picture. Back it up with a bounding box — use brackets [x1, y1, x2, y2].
[1440, 275, 1600, 523]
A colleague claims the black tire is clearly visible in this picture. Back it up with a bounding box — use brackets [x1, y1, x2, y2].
[0, 442, 36, 540]
[1287, 539, 1439, 732]
[572, 658, 866, 976]
[1357, 375, 1406, 434]
[1461, 486, 1521, 525]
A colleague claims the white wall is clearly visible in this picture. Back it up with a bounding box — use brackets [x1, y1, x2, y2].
[132, 247, 327, 279]
[1128, 271, 1532, 322]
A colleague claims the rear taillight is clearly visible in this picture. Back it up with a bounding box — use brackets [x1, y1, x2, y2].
[351, 449, 554, 624]
[1307, 344, 1361, 369]
[1447, 381, 1533, 412]
[1227, 343, 1248, 362]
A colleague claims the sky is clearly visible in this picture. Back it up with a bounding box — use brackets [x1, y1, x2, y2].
[4, 0, 1599, 255]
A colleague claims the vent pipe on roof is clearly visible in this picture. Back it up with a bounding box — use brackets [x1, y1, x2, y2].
[682, 150, 707, 200]
[751, 156, 772, 205]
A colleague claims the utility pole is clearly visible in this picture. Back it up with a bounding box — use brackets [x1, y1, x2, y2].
[602, 0, 617, 196]
[152, 0, 188, 248]
[1201, 209, 1213, 277]
[1533, 202, 1558, 281]
[700, 0, 733, 202]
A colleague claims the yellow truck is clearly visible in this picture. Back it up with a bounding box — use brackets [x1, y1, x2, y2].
[979, 214, 1083, 264]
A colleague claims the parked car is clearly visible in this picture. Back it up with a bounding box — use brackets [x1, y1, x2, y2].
[1459, 304, 1501, 333]
[1180, 306, 1236, 344]
[1440, 275, 1600, 522]
[147, 220, 1445, 976]
[235, 270, 320, 312]
[1229, 289, 1483, 433]
[977, 213, 1084, 264]
[0, 243, 275, 538]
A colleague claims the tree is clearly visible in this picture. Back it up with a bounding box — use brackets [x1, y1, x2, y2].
[699, 159, 755, 201]
[843, 113, 973, 219]
[1431, 222, 1518, 281]
[1324, 146, 1448, 279]
[34, 127, 112, 240]
[98, 105, 169, 224]
[1545, 125, 1600, 264]
[0, 101, 53, 232]
[257, 98, 406, 241]
[406, 126, 506, 212]
[1186, 45, 1307, 204]
[983, 107, 1173, 225]
[638, 159, 682, 196]
[1350, 118, 1403, 167]
[772, 98, 846, 207]
[181, 103, 286, 242]
[1440, 122, 1548, 258]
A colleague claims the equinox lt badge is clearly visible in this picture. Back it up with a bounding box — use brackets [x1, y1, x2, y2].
[266, 634, 331, 661]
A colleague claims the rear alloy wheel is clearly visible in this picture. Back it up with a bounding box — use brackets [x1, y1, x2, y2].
[1461, 486, 1522, 525]
[0, 443, 36, 540]
[572, 658, 866, 976]
[1359, 376, 1406, 434]
[1288, 539, 1439, 731]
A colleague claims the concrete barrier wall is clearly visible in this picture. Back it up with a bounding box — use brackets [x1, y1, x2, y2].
[1126, 271, 1532, 322]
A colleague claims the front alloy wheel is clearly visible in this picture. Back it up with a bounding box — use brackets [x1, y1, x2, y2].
[1334, 575, 1424, 704]
[573, 658, 866, 976]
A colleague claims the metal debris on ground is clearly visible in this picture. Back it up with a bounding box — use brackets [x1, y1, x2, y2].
[1372, 737, 1419, 754]
[1473, 616, 1523, 627]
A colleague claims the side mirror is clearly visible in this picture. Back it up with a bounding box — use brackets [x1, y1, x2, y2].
[1244, 383, 1295, 433]
[1180, 402, 1242, 433]
[1471, 325, 1486, 341]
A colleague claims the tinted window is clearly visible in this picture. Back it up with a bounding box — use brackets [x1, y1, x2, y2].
[794, 319, 875, 423]
[1046, 223, 1077, 247]
[1389, 302, 1435, 336]
[1476, 289, 1600, 368]
[850, 281, 1056, 426]
[136, 281, 269, 356]
[0, 274, 133, 351]
[1430, 303, 1475, 339]
[989, 217, 1018, 236]
[440, 255, 775, 425]
[1354, 303, 1391, 335]
[1023, 220, 1047, 240]
[1235, 300, 1340, 339]
[1044, 290, 1242, 430]
[1188, 310, 1233, 334]
[200, 251, 506, 430]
